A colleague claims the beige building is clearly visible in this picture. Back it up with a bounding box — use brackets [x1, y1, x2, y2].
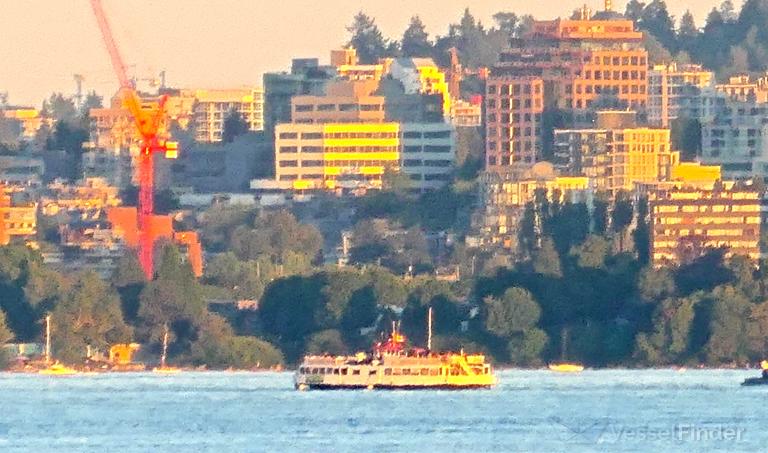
[716, 74, 768, 103]
[649, 181, 762, 265]
[189, 88, 264, 142]
[266, 121, 454, 194]
[291, 80, 385, 124]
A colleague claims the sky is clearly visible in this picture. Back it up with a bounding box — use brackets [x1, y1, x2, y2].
[0, 0, 722, 107]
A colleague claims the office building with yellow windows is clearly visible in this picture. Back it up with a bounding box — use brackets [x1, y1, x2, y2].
[270, 122, 454, 194]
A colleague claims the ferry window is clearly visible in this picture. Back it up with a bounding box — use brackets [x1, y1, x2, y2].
[421, 368, 429, 376]
[451, 369, 459, 376]
[326, 368, 333, 374]
[429, 369, 439, 376]
[319, 368, 325, 375]
[403, 369, 411, 375]
[369, 370, 377, 376]
[311, 368, 318, 375]
[384, 368, 392, 376]
[393, 369, 402, 376]
[341, 368, 348, 375]
[352, 369, 361, 375]
[333, 368, 340, 375]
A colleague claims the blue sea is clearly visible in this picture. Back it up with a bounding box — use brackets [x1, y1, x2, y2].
[0, 369, 764, 452]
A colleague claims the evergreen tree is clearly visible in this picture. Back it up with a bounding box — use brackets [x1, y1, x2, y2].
[532, 237, 562, 278]
[347, 12, 389, 64]
[401, 16, 432, 57]
[639, 0, 678, 53]
[222, 109, 248, 143]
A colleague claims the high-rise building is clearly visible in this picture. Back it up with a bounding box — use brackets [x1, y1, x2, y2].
[648, 63, 715, 127]
[486, 3, 648, 172]
[485, 77, 544, 171]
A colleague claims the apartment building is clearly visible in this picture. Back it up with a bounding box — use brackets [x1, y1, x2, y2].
[485, 77, 544, 171]
[469, 163, 592, 250]
[701, 101, 768, 179]
[486, 3, 648, 171]
[648, 63, 715, 127]
[554, 112, 678, 194]
[649, 182, 762, 265]
[190, 88, 264, 142]
[716, 74, 768, 102]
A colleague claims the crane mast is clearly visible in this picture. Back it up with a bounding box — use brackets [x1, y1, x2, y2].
[89, 0, 177, 278]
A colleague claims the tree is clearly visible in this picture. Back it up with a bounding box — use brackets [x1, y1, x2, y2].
[678, 10, 699, 50]
[0, 308, 13, 344]
[341, 286, 379, 348]
[306, 329, 347, 355]
[485, 287, 541, 337]
[347, 12, 389, 64]
[138, 244, 205, 351]
[634, 294, 699, 364]
[625, 0, 647, 23]
[532, 237, 562, 278]
[571, 235, 611, 269]
[508, 328, 548, 365]
[704, 286, 751, 364]
[51, 272, 132, 363]
[401, 16, 432, 57]
[638, 267, 676, 302]
[611, 191, 634, 252]
[493, 12, 519, 37]
[80, 91, 103, 117]
[189, 314, 283, 369]
[639, 0, 678, 53]
[720, 0, 736, 21]
[222, 109, 248, 143]
[259, 274, 327, 362]
[230, 210, 322, 267]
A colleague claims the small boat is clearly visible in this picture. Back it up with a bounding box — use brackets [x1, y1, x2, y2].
[549, 329, 583, 373]
[742, 360, 768, 386]
[38, 315, 79, 376]
[152, 324, 180, 374]
[39, 362, 79, 376]
[548, 363, 584, 373]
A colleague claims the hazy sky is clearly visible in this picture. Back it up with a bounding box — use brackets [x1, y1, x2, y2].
[0, 0, 722, 107]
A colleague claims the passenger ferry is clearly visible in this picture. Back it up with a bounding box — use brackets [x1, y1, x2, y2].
[294, 319, 496, 390]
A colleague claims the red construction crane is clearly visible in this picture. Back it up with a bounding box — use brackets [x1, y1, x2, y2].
[90, 0, 178, 278]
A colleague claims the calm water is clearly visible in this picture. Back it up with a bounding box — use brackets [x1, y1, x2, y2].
[0, 369, 765, 452]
